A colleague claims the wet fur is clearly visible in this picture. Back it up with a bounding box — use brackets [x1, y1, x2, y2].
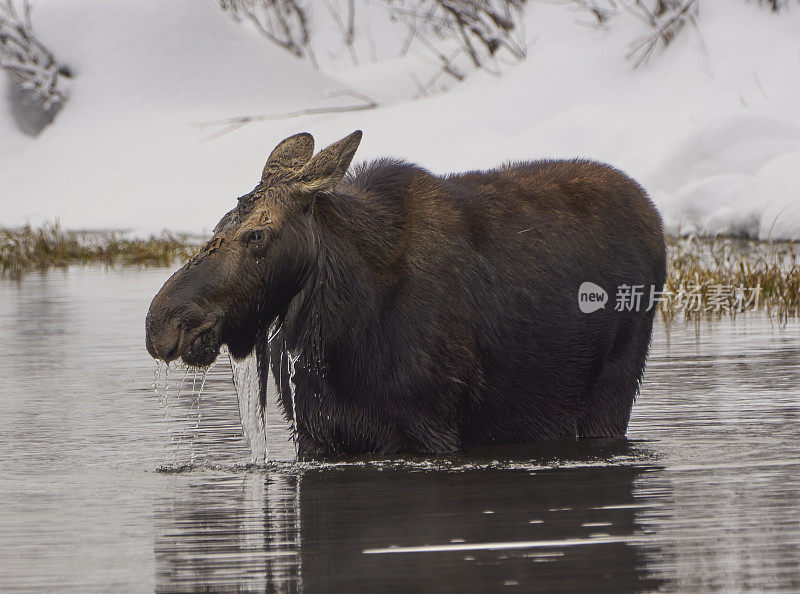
[264, 158, 667, 456]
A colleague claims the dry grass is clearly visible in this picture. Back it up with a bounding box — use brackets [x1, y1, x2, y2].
[662, 234, 800, 323]
[0, 222, 200, 278]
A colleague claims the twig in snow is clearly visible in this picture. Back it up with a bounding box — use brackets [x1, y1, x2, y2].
[192, 93, 380, 142]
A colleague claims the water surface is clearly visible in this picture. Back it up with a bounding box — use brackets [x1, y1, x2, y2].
[0, 267, 798, 591]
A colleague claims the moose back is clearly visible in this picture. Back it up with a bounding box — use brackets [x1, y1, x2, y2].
[146, 131, 667, 456]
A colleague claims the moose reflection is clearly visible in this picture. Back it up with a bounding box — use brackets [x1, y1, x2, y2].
[146, 131, 666, 456]
[154, 447, 665, 592]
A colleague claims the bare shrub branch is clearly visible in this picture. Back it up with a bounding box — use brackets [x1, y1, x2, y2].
[0, 0, 68, 109]
[385, 0, 527, 75]
[625, 0, 699, 67]
[752, 0, 797, 11]
[218, 0, 527, 80]
[217, 0, 311, 59]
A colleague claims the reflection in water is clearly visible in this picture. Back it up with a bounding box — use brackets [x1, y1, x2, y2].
[154, 457, 664, 592]
[637, 463, 800, 592]
[155, 475, 301, 591]
[1, 268, 800, 591]
[296, 464, 661, 592]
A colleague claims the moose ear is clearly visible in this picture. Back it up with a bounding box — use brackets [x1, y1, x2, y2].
[261, 132, 315, 182]
[295, 130, 362, 193]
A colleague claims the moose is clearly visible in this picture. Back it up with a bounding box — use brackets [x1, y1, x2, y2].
[146, 131, 666, 457]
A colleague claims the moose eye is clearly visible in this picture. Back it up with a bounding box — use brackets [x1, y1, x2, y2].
[247, 229, 264, 243]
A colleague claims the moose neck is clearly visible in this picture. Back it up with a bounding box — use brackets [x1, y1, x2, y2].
[280, 189, 392, 360]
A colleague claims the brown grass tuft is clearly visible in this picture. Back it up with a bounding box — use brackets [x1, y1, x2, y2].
[0, 222, 200, 278]
[662, 234, 800, 323]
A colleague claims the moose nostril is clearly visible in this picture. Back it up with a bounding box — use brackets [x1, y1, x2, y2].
[150, 330, 181, 362]
[160, 338, 180, 363]
[145, 314, 183, 362]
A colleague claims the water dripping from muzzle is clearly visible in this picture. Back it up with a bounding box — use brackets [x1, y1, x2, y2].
[152, 359, 211, 467]
[229, 346, 268, 464]
[151, 324, 280, 465]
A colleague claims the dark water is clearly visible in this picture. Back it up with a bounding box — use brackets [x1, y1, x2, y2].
[1, 267, 799, 592]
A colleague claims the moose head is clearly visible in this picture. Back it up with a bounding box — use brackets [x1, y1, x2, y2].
[145, 130, 362, 367]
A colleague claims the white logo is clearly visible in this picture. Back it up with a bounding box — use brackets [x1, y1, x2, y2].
[578, 282, 608, 314]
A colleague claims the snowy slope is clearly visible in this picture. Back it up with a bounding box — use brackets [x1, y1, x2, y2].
[0, 0, 348, 233]
[1, 0, 799, 239]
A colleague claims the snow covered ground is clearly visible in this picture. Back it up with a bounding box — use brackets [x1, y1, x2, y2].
[1, 0, 799, 239]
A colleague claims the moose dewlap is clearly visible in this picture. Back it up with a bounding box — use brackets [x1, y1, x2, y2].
[146, 130, 667, 457]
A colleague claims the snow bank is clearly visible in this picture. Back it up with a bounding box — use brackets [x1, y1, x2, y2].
[1, 0, 799, 239]
[0, 0, 347, 233]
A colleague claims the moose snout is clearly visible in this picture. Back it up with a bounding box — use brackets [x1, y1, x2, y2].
[145, 311, 182, 362]
[146, 278, 198, 363]
[146, 287, 223, 364]
[146, 257, 228, 365]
